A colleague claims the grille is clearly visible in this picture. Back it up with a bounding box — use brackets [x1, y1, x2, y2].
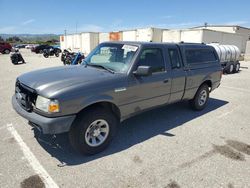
[15, 80, 37, 112]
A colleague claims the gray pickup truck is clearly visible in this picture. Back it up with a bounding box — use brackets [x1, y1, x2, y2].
[12, 42, 222, 155]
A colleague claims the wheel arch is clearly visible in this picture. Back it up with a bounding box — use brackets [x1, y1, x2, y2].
[201, 80, 212, 91]
[76, 100, 121, 122]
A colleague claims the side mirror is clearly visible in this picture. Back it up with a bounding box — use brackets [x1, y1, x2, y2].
[133, 66, 152, 77]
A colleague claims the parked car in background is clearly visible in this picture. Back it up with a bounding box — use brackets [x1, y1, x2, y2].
[43, 47, 61, 58]
[12, 42, 222, 155]
[25, 44, 36, 49]
[52, 45, 61, 49]
[32, 44, 52, 54]
[14, 44, 27, 49]
[0, 42, 12, 54]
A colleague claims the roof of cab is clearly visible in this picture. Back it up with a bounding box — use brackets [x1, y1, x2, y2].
[102, 41, 209, 48]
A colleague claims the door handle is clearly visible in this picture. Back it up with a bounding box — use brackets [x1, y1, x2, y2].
[163, 79, 169, 83]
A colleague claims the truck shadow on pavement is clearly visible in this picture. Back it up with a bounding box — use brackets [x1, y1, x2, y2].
[33, 98, 228, 166]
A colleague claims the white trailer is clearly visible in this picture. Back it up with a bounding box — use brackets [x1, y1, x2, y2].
[72, 34, 82, 52]
[81, 32, 99, 55]
[122, 30, 136, 41]
[99, 32, 109, 43]
[65, 35, 74, 50]
[136, 28, 162, 42]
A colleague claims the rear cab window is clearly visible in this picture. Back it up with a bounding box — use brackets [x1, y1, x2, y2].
[168, 48, 182, 69]
[185, 48, 218, 64]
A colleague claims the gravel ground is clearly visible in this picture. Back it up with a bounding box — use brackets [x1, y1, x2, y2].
[0, 49, 250, 188]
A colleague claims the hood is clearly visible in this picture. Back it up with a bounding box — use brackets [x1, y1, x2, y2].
[18, 65, 115, 97]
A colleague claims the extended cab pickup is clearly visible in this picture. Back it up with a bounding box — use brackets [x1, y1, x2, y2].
[12, 42, 222, 155]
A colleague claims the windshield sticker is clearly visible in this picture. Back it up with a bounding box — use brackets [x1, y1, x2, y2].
[122, 45, 138, 52]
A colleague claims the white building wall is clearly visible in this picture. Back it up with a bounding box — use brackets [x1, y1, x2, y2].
[202, 29, 223, 43]
[181, 30, 203, 43]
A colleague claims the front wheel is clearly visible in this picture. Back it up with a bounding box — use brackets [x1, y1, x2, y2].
[190, 84, 209, 111]
[69, 108, 118, 155]
[55, 52, 59, 57]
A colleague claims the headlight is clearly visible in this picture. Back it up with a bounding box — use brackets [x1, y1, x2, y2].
[35, 95, 60, 113]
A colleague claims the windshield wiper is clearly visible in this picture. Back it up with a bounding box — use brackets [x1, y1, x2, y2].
[88, 64, 115, 74]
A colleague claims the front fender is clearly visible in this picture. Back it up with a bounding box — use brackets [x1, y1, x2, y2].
[77, 94, 117, 113]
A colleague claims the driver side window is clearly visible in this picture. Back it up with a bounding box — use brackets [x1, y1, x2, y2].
[137, 48, 165, 73]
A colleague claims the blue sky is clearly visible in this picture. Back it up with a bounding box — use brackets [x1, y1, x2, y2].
[0, 0, 250, 34]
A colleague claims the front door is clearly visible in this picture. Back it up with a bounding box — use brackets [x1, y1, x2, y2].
[121, 47, 171, 116]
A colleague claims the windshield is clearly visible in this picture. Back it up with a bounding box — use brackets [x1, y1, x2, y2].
[83, 43, 138, 73]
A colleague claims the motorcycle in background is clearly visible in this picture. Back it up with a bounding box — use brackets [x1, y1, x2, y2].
[72, 52, 85, 65]
[61, 49, 85, 65]
[10, 49, 26, 65]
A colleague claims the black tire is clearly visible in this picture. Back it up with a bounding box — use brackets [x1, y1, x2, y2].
[39, 50, 43, 54]
[69, 107, 118, 155]
[233, 63, 240, 73]
[4, 49, 10, 54]
[189, 84, 209, 111]
[55, 52, 59, 57]
[43, 54, 49, 58]
[226, 64, 234, 74]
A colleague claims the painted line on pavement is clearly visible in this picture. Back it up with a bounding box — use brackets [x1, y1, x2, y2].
[6, 123, 59, 188]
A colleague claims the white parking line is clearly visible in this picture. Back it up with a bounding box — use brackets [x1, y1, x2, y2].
[6, 124, 59, 188]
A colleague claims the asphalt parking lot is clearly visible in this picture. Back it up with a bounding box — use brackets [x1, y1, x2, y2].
[0, 49, 250, 188]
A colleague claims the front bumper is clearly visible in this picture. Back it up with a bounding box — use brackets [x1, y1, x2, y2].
[12, 95, 76, 134]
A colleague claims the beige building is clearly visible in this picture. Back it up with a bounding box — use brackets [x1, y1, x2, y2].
[162, 28, 246, 53]
[193, 25, 250, 52]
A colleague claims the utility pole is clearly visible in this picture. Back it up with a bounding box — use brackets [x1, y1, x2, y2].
[76, 22, 78, 34]
[64, 29, 67, 49]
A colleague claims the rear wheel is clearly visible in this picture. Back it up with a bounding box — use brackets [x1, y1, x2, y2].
[69, 107, 118, 155]
[39, 50, 43, 54]
[233, 63, 240, 73]
[190, 84, 209, 111]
